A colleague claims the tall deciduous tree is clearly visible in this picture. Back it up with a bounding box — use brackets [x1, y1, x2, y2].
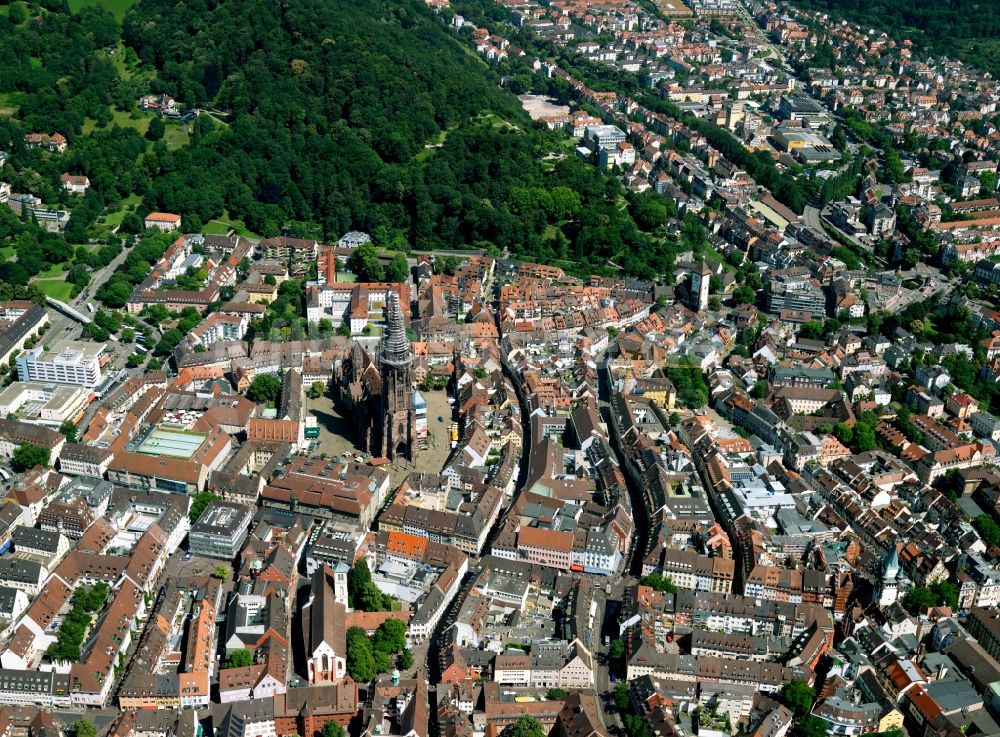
[503, 716, 547, 737]
[11, 444, 50, 472]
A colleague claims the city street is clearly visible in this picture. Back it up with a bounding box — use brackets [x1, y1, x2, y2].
[593, 584, 626, 735]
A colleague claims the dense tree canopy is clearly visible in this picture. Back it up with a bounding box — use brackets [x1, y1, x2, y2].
[224, 649, 255, 669]
[503, 717, 547, 737]
[46, 583, 110, 663]
[246, 373, 282, 404]
[372, 618, 408, 654]
[188, 491, 220, 523]
[780, 679, 816, 720]
[73, 722, 97, 737]
[666, 365, 710, 408]
[322, 722, 345, 737]
[0, 0, 688, 300]
[11, 444, 50, 472]
[639, 573, 677, 593]
[350, 559, 396, 612]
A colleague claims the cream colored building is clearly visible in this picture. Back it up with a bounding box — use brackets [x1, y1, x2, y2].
[0, 381, 88, 426]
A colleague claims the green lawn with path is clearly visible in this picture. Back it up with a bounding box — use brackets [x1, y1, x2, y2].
[97, 193, 142, 230]
[36, 263, 67, 279]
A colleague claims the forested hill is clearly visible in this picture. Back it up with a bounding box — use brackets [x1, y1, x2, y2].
[794, 0, 1000, 77]
[118, 0, 662, 276]
[121, 0, 526, 238]
[0, 0, 667, 281]
[123, 0, 521, 159]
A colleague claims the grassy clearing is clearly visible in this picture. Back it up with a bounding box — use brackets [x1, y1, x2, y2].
[36, 263, 67, 279]
[414, 127, 455, 163]
[34, 278, 75, 301]
[96, 193, 141, 231]
[108, 43, 143, 81]
[101, 209, 127, 229]
[83, 109, 152, 136]
[163, 125, 190, 150]
[207, 210, 259, 238]
[414, 148, 436, 163]
[203, 220, 233, 236]
[68, 0, 139, 21]
[0, 92, 23, 117]
[478, 112, 520, 132]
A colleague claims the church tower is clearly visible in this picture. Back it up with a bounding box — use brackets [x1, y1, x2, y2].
[689, 260, 712, 312]
[875, 543, 901, 607]
[333, 560, 349, 606]
[378, 289, 416, 462]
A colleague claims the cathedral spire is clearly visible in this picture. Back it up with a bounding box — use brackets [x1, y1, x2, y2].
[381, 288, 412, 368]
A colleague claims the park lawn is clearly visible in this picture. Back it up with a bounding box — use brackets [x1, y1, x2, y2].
[34, 278, 75, 301]
[83, 109, 151, 136]
[120, 193, 142, 209]
[67, 0, 139, 21]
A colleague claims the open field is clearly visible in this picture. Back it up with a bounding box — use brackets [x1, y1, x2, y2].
[34, 278, 74, 301]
